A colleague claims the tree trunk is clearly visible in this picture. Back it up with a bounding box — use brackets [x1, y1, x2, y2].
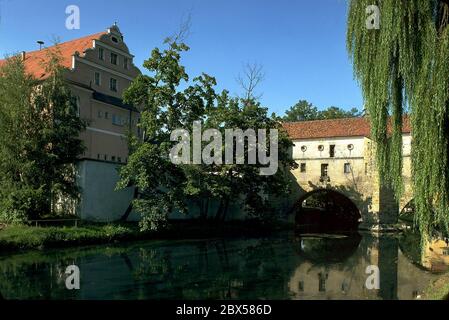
[215, 199, 224, 221]
[120, 187, 139, 221]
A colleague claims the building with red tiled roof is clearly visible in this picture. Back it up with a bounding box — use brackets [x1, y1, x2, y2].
[0, 31, 107, 80]
[281, 114, 413, 230]
[1, 25, 142, 221]
[282, 116, 411, 140]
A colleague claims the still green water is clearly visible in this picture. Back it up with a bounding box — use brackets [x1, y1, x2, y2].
[0, 232, 442, 300]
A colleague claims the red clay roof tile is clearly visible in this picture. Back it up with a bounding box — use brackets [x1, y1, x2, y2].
[282, 116, 411, 140]
[0, 31, 106, 79]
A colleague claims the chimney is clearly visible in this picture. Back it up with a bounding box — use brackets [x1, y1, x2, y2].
[21, 51, 26, 61]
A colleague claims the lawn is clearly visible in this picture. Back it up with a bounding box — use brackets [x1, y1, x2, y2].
[0, 223, 141, 251]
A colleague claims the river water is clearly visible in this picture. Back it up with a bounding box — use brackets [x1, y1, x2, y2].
[0, 232, 444, 300]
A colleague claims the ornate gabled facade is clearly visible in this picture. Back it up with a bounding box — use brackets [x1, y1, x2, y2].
[0, 25, 142, 220]
[1, 24, 141, 164]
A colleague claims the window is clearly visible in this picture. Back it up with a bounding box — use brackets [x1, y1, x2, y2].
[318, 145, 324, 152]
[344, 163, 351, 174]
[104, 154, 108, 161]
[94, 72, 101, 86]
[111, 156, 116, 162]
[110, 53, 118, 65]
[98, 110, 103, 118]
[104, 112, 109, 119]
[111, 36, 119, 43]
[118, 157, 122, 163]
[318, 272, 327, 292]
[110, 78, 117, 92]
[112, 114, 123, 126]
[330, 144, 335, 158]
[124, 57, 129, 70]
[74, 96, 81, 117]
[97, 154, 100, 160]
[347, 144, 354, 151]
[321, 164, 329, 177]
[301, 145, 307, 152]
[98, 48, 104, 60]
[300, 163, 306, 173]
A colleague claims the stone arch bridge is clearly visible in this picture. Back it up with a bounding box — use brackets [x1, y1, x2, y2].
[281, 118, 414, 230]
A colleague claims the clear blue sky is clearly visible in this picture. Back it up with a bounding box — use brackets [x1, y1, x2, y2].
[0, 0, 362, 116]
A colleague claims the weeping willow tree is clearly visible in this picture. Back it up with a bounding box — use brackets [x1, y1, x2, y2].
[347, 0, 449, 243]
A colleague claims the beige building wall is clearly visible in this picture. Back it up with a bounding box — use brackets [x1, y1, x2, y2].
[64, 25, 141, 163]
[287, 133, 413, 229]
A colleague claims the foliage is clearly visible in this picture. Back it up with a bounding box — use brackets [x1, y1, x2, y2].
[347, 0, 449, 242]
[203, 93, 295, 222]
[0, 223, 138, 251]
[118, 40, 295, 231]
[0, 49, 85, 222]
[282, 99, 361, 122]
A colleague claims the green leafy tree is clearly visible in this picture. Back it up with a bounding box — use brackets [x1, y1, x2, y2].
[347, 0, 449, 241]
[118, 40, 295, 230]
[203, 93, 295, 221]
[283, 100, 319, 122]
[283, 100, 360, 122]
[117, 40, 217, 231]
[318, 106, 361, 120]
[0, 50, 85, 222]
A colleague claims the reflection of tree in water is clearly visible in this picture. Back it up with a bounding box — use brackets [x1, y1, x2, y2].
[126, 238, 295, 299]
[0, 234, 405, 300]
[0, 245, 132, 299]
[0, 255, 78, 299]
[294, 233, 362, 266]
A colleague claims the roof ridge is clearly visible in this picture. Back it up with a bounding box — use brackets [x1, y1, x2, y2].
[283, 116, 365, 125]
[21, 31, 107, 56]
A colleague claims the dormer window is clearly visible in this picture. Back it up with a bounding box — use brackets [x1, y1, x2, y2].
[110, 53, 118, 65]
[111, 36, 119, 43]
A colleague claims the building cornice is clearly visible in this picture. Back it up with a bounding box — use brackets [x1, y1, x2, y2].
[86, 126, 126, 138]
[74, 56, 135, 81]
[93, 40, 134, 58]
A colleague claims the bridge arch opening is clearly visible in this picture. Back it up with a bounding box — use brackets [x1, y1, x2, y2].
[294, 189, 361, 233]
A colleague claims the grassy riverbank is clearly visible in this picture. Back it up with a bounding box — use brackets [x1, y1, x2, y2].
[424, 273, 449, 300]
[0, 220, 291, 252]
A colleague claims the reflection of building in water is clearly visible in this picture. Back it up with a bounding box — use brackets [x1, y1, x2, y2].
[288, 234, 442, 300]
[421, 239, 449, 273]
[288, 235, 380, 300]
